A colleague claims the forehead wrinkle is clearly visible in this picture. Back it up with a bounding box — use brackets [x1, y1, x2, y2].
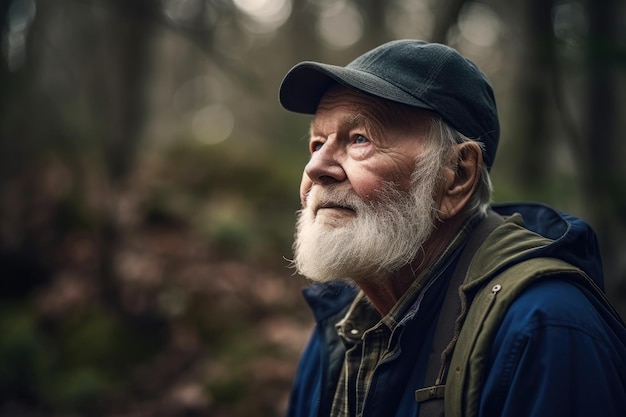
[310, 87, 393, 139]
[309, 112, 372, 135]
[347, 112, 366, 126]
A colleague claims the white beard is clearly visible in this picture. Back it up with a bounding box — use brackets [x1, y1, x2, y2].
[292, 152, 442, 284]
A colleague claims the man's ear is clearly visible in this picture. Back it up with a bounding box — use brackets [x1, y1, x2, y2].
[438, 142, 483, 220]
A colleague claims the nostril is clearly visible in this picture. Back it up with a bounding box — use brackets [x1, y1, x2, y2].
[317, 174, 340, 185]
[305, 156, 346, 185]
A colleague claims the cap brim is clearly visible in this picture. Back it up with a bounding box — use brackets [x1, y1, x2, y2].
[279, 61, 434, 114]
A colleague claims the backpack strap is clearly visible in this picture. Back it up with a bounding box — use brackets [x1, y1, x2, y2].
[415, 211, 503, 417]
[443, 257, 616, 417]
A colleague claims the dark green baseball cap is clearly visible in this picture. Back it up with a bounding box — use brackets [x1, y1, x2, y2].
[279, 39, 499, 170]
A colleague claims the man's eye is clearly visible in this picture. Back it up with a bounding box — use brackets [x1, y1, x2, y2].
[311, 142, 323, 152]
[354, 134, 369, 144]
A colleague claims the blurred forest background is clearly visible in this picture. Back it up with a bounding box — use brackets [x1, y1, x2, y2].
[0, 0, 624, 416]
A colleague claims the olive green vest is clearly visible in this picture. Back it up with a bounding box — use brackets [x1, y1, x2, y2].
[446, 257, 615, 417]
[416, 213, 622, 417]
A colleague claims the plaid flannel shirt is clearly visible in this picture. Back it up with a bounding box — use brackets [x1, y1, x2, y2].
[330, 214, 482, 417]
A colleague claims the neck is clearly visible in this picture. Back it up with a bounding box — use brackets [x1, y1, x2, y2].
[356, 214, 468, 316]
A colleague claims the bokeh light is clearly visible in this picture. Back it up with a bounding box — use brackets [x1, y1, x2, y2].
[233, 0, 292, 34]
[191, 104, 235, 145]
[458, 2, 501, 47]
[316, 0, 363, 50]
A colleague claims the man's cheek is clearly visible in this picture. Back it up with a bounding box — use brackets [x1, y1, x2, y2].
[300, 174, 313, 207]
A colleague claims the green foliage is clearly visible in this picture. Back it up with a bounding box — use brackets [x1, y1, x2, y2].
[144, 140, 302, 264]
[0, 302, 168, 414]
[0, 303, 48, 396]
[57, 305, 161, 373]
[208, 377, 249, 406]
[51, 367, 110, 414]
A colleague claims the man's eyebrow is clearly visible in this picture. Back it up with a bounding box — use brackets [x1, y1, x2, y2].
[309, 113, 369, 133]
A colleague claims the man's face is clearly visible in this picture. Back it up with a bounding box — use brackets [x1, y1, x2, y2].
[293, 85, 445, 283]
[299, 86, 430, 214]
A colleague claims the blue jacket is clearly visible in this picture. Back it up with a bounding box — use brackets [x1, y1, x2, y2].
[286, 203, 626, 417]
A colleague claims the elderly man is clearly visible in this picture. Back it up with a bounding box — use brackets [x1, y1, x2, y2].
[278, 40, 626, 417]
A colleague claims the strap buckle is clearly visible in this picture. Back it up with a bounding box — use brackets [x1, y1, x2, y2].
[415, 384, 446, 403]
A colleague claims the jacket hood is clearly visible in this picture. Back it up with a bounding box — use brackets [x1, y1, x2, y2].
[473, 202, 604, 289]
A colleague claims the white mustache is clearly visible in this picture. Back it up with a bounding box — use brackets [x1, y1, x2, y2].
[306, 186, 364, 214]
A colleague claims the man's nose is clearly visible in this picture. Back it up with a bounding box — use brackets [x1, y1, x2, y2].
[304, 141, 347, 185]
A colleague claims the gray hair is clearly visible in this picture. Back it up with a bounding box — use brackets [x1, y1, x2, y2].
[426, 116, 493, 216]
